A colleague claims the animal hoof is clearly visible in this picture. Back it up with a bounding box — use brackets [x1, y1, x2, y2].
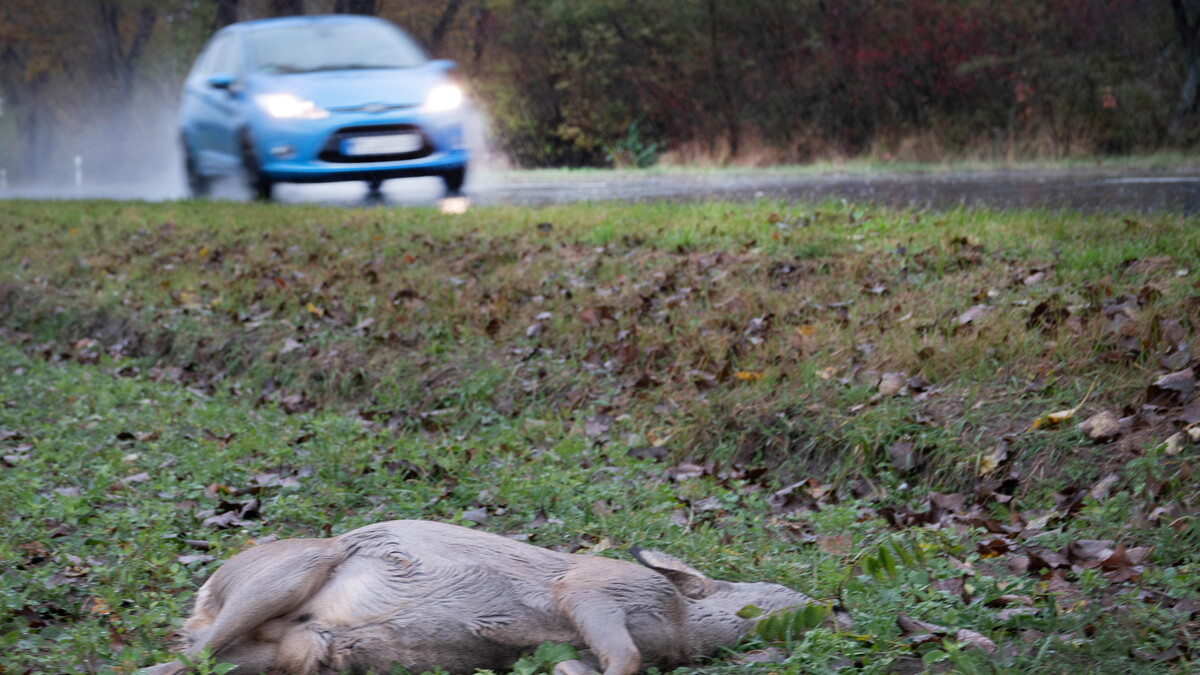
[553, 659, 599, 675]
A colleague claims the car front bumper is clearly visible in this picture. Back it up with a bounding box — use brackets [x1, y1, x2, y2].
[250, 107, 469, 183]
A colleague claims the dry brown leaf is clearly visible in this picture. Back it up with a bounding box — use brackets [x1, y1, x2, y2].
[878, 372, 906, 396]
[1078, 411, 1122, 442]
[1087, 472, 1121, 501]
[956, 304, 990, 327]
[955, 629, 997, 653]
[897, 614, 948, 636]
[1146, 368, 1197, 408]
[816, 533, 852, 555]
[887, 441, 920, 473]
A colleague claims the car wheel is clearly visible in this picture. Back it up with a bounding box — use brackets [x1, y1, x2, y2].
[441, 165, 466, 195]
[240, 136, 274, 201]
[184, 150, 211, 198]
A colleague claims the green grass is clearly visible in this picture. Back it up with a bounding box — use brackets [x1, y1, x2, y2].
[1, 197, 1198, 673]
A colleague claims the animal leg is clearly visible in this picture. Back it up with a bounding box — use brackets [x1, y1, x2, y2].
[203, 638, 282, 674]
[178, 538, 340, 669]
[562, 599, 640, 675]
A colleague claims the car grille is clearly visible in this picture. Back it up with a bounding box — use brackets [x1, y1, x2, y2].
[318, 124, 433, 164]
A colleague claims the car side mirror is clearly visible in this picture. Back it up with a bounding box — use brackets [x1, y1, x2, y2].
[428, 59, 457, 73]
[207, 74, 236, 90]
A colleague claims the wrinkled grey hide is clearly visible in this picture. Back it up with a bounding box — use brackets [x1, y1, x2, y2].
[142, 520, 819, 675]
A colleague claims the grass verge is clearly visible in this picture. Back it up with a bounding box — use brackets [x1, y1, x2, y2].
[1, 197, 1198, 673]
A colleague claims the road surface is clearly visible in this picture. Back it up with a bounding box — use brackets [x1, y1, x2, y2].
[4, 167, 1199, 213]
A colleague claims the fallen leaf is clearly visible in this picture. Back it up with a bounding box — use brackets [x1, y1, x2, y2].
[1031, 382, 1096, 430]
[816, 533, 853, 555]
[1032, 408, 1077, 429]
[584, 413, 612, 439]
[977, 442, 1009, 476]
[579, 306, 614, 327]
[627, 446, 668, 461]
[955, 628, 997, 653]
[897, 614, 948, 647]
[1067, 539, 1115, 564]
[1164, 432, 1186, 455]
[956, 304, 990, 327]
[877, 372, 906, 396]
[887, 441, 920, 473]
[82, 596, 112, 616]
[1087, 472, 1121, 501]
[998, 607, 1039, 621]
[1078, 411, 1122, 442]
[668, 463, 706, 482]
[1146, 368, 1196, 408]
[460, 508, 489, 524]
[281, 338, 304, 354]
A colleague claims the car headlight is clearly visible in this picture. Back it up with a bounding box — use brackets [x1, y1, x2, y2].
[255, 93, 329, 120]
[421, 84, 464, 113]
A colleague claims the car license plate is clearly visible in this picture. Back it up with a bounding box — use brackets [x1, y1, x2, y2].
[342, 134, 422, 156]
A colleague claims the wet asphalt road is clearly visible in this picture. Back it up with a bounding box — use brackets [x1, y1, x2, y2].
[462, 169, 1200, 213]
[5, 167, 1199, 213]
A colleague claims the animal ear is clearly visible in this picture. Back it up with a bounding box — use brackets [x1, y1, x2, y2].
[629, 547, 716, 599]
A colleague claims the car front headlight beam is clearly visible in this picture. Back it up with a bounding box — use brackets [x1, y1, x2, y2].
[255, 93, 329, 120]
[421, 84, 464, 113]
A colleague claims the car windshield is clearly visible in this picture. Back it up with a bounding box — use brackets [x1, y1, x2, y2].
[248, 21, 426, 74]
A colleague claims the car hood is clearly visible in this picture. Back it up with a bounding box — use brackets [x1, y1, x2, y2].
[250, 65, 446, 109]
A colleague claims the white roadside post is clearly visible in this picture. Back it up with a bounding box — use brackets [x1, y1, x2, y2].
[75, 155, 83, 189]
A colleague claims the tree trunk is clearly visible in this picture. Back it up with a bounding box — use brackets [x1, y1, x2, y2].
[429, 0, 465, 53]
[214, 0, 239, 28]
[707, 0, 738, 158]
[1169, 0, 1200, 136]
[270, 0, 304, 17]
[96, 2, 156, 104]
[334, 0, 375, 15]
[95, 2, 157, 174]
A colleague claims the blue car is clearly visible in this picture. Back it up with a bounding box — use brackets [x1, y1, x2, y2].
[180, 15, 469, 200]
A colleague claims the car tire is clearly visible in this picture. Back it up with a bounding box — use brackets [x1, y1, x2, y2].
[442, 165, 466, 195]
[240, 136, 274, 201]
[184, 149, 211, 198]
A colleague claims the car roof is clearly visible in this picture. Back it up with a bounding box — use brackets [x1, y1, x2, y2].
[223, 14, 386, 33]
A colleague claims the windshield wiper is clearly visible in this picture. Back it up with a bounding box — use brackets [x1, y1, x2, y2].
[259, 63, 401, 74]
[306, 64, 393, 72]
[259, 64, 308, 74]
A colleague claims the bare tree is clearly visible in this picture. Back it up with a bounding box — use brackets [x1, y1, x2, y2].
[97, 1, 157, 103]
[429, 0, 465, 53]
[1169, 0, 1200, 135]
